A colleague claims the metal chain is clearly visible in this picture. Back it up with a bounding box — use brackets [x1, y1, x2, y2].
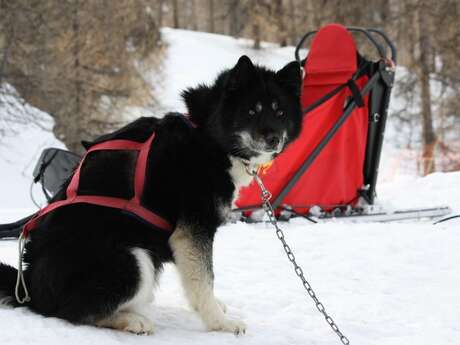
[249, 170, 350, 345]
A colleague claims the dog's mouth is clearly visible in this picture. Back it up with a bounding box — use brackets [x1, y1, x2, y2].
[246, 131, 286, 153]
[231, 131, 286, 165]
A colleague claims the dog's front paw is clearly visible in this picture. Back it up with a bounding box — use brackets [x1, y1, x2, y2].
[208, 318, 247, 336]
[216, 298, 227, 313]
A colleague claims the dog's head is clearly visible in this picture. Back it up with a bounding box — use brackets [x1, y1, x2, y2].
[183, 55, 303, 166]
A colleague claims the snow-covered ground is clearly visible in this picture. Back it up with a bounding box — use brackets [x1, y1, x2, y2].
[1, 28, 459, 345]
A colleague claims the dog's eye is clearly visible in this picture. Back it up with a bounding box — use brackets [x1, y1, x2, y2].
[255, 102, 263, 113]
[276, 110, 284, 117]
[272, 101, 278, 111]
[249, 109, 256, 116]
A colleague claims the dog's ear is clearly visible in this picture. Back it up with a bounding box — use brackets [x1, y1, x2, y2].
[275, 61, 301, 97]
[226, 55, 256, 91]
[181, 84, 214, 126]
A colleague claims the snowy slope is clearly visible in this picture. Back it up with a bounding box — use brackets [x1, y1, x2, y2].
[0, 85, 64, 216]
[156, 28, 297, 112]
[0, 29, 459, 345]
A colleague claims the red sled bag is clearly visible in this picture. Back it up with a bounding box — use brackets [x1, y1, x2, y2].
[236, 23, 396, 216]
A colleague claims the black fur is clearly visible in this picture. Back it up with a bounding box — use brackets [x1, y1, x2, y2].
[182, 56, 302, 160]
[0, 56, 302, 328]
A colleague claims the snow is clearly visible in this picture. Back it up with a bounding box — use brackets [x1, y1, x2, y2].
[1, 28, 459, 345]
[151, 28, 296, 113]
[0, 85, 64, 215]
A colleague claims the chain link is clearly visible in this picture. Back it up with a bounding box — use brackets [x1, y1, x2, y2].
[250, 170, 350, 345]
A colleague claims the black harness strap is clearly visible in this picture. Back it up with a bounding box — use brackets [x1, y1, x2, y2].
[303, 61, 370, 115]
[302, 83, 348, 114]
[346, 79, 365, 107]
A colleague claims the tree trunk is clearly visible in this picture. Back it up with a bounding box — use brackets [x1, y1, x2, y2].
[253, 22, 261, 49]
[418, 0, 437, 175]
[190, 0, 198, 30]
[288, 0, 297, 46]
[208, 0, 215, 33]
[228, 0, 240, 37]
[70, 0, 82, 153]
[172, 0, 179, 29]
[275, 0, 287, 46]
[158, 0, 164, 28]
[0, 25, 14, 84]
[252, 0, 261, 50]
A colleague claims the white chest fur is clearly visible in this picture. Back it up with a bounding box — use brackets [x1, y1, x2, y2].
[228, 157, 254, 207]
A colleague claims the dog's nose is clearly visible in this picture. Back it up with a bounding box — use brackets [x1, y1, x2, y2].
[265, 133, 280, 150]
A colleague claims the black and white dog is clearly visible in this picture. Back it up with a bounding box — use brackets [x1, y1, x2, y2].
[0, 56, 302, 335]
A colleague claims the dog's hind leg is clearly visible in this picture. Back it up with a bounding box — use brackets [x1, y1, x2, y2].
[169, 224, 246, 335]
[29, 247, 156, 335]
[94, 248, 156, 334]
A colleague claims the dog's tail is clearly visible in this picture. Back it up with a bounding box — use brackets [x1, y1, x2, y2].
[0, 263, 21, 307]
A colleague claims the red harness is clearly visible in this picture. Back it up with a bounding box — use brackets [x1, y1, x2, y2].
[23, 131, 173, 237]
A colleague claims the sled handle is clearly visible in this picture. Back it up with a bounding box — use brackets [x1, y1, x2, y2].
[295, 27, 396, 65]
[365, 28, 397, 64]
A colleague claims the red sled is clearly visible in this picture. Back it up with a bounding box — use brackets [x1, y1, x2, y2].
[235, 24, 397, 218]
